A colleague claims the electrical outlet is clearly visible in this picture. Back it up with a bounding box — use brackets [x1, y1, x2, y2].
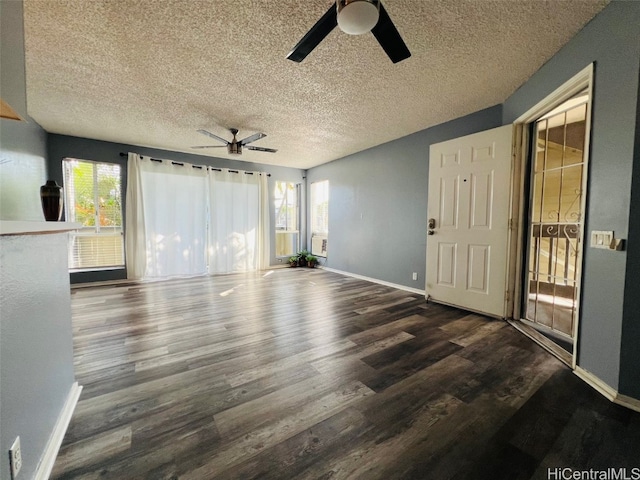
[412, 272, 418, 281]
[9, 436, 22, 479]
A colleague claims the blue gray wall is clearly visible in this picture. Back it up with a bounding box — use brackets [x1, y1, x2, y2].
[0, 0, 47, 221]
[0, 2, 76, 479]
[502, 0, 640, 399]
[0, 234, 76, 480]
[1, 0, 27, 121]
[47, 134, 306, 283]
[307, 0, 640, 398]
[0, 119, 48, 221]
[306, 105, 502, 290]
[620, 66, 640, 399]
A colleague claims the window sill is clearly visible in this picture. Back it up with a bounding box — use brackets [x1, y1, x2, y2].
[70, 266, 125, 273]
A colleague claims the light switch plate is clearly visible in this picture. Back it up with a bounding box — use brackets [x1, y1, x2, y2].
[590, 230, 614, 249]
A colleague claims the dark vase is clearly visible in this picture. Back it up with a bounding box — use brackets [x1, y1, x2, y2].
[40, 180, 63, 221]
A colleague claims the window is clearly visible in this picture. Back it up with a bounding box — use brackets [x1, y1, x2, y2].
[274, 181, 300, 257]
[310, 180, 328, 256]
[63, 158, 124, 270]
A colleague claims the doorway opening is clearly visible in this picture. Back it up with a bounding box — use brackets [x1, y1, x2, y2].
[510, 64, 593, 367]
[522, 90, 589, 354]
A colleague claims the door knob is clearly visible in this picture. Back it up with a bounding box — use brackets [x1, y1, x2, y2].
[428, 230, 435, 235]
[428, 218, 436, 229]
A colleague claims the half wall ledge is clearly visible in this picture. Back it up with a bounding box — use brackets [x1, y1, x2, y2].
[0, 221, 81, 236]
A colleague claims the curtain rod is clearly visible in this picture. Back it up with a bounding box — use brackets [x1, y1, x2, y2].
[119, 152, 270, 176]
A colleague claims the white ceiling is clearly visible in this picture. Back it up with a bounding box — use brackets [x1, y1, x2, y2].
[23, 0, 608, 170]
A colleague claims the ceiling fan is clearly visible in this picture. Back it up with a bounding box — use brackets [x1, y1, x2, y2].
[287, 0, 410, 64]
[191, 128, 277, 155]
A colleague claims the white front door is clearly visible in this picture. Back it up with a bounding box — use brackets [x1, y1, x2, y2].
[425, 125, 513, 317]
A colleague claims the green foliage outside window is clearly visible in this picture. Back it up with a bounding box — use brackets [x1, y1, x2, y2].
[67, 161, 122, 227]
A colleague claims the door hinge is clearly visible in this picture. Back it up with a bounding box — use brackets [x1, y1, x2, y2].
[505, 291, 510, 302]
[508, 219, 515, 230]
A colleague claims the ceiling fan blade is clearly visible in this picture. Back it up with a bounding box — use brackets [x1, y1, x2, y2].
[371, 3, 411, 64]
[239, 132, 267, 145]
[246, 146, 278, 153]
[197, 129, 229, 144]
[286, 4, 337, 62]
[191, 145, 227, 149]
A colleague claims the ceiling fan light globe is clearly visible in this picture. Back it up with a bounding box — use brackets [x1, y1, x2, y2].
[337, 1, 379, 35]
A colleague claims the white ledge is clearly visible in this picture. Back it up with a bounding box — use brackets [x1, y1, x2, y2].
[0, 221, 82, 236]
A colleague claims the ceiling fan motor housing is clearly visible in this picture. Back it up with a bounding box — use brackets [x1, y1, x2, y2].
[228, 143, 242, 154]
[337, 0, 380, 35]
[228, 128, 242, 154]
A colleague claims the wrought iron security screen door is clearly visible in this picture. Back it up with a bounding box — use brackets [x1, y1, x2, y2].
[525, 92, 589, 344]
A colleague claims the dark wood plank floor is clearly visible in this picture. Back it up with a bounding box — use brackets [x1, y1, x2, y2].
[52, 269, 640, 479]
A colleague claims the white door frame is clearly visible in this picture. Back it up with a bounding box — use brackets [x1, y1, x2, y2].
[508, 63, 594, 369]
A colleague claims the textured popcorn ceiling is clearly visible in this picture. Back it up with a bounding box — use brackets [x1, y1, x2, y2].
[23, 0, 608, 169]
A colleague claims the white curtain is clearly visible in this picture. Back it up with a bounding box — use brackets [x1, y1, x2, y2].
[126, 154, 208, 279]
[258, 172, 270, 270]
[125, 153, 146, 279]
[125, 155, 270, 280]
[208, 169, 260, 274]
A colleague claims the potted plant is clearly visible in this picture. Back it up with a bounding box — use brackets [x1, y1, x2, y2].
[288, 256, 298, 267]
[296, 249, 310, 267]
[306, 255, 318, 268]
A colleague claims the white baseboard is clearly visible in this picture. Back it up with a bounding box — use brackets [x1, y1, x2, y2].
[574, 367, 640, 413]
[320, 266, 425, 296]
[71, 278, 137, 289]
[266, 264, 291, 270]
[35, 382, 83, 480]
[615, 393, 640, 413]
[574, 367, 617, 401]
